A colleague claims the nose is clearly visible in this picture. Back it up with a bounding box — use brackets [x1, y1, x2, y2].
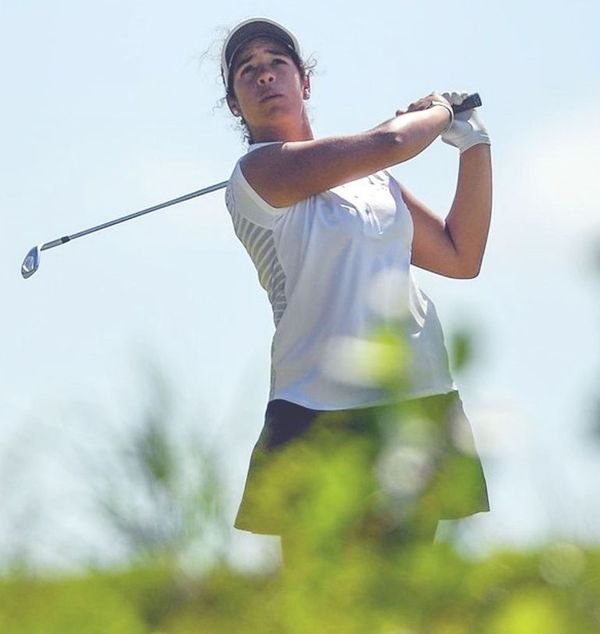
[257, 66, 275, 85]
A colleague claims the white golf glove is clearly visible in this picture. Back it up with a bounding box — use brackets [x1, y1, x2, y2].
[441, 91, 491, 153]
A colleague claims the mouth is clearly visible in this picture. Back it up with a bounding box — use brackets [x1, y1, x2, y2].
[260, 93, 283, 102]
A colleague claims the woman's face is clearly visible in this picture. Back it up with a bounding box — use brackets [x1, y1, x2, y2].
[227, 37, 309, 140]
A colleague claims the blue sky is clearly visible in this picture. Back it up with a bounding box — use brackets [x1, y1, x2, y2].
[2, 0, 600, 568]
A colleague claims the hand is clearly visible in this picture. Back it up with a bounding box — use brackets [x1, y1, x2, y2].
[441, 91, 491, 153]
[395, 92, 450, 115]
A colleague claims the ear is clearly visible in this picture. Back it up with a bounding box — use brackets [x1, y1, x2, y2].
[227, 95, 241, 117]
[302, 75, 311, 100]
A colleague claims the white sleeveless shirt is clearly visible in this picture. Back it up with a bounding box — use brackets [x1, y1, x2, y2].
[225, 143, 456, 410]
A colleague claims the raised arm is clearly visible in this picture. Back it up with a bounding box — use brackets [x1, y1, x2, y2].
[404, 93, 492, 279]
[241, 94, 452, 208]
[404, 145, 492, 278]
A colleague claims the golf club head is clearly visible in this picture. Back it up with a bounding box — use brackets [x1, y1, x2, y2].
[21, 246, 41, 279]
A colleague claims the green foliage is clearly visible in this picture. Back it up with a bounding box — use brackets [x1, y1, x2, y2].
[3, 388, 598, 632]
[1, 546, 599, 633]
[3, 314, 600, 632]
[0, 573, 145, 634]
[91, 363, 229, 567]
[449, 328, 475, 374]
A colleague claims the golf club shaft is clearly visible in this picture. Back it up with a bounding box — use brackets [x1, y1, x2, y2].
[40, 180, 229, 252]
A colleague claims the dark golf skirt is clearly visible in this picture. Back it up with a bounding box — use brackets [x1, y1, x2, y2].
[235, 391, 489, 536]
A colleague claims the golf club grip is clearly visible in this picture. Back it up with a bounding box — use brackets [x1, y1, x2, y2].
[452, 93, 482, 113]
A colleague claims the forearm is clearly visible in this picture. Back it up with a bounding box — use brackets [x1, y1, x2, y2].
[290, 107, 451, 183]
[362, 105, 452, 167]
[445, 144, 493, 277]
[243, 106, 451, 207]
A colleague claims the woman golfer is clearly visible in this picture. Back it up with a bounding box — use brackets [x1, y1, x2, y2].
[221, 18, 491, 555]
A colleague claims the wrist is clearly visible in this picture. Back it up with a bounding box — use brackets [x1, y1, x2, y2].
[429, 101, 453, 133]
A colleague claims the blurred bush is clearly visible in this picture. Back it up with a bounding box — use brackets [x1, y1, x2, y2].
[81, 361, 230, 570]
[2, 321, 599, 632]
[0, 544, 598, 632]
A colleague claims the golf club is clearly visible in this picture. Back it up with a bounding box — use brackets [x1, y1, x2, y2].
[21, 93, 482, 279]
[21, 180, 228, 278]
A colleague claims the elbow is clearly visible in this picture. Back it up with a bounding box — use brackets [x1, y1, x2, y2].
[380, 128, 410, 154]
[445, 251, 483, 278]
[459, 268, 481, 280]
[444, 236, 484, 279]
[392, 130, 407, 147]
[454, 261, 482, 279]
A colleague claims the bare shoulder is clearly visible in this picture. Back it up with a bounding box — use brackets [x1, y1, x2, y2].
[239, 132, 400, 209]
[240, 140, 319, 208]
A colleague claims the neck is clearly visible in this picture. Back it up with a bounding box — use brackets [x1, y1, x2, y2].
[250, 112, 314, 144]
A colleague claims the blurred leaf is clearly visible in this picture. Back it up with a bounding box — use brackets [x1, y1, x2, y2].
[449, 329, 474, 374]
[0, 575, 145, 634]
[486, 588, 570, 634]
